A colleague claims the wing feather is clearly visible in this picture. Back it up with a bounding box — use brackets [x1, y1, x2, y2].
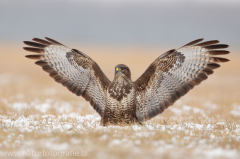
[181, 38, 204, 48]
[32, 38, 53, 45]
[134, 39, 230, 122]
[24, 37, 110, 116]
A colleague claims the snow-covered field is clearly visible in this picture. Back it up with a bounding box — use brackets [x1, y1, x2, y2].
[1, 99, 240, 159]
[0, 48, 239, 159]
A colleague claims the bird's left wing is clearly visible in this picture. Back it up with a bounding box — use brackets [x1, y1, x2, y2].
[24, 37, 110, 116]
[134, 39, 230, 122]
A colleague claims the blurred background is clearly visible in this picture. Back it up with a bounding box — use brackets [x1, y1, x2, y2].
[0, 0, 239, 48]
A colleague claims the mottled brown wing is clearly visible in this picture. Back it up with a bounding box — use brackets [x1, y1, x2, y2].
[24, 37, 110, 116]
[134, 39, 230, 122]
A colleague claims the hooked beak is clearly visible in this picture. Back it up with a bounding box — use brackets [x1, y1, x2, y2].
[115, 68, 121, 74]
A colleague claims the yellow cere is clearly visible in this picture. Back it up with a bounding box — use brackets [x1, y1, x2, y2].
[116, 68, 119, 71]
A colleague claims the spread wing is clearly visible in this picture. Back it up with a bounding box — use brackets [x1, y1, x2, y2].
[24, 37, 110, 116]
[134, 39, 230, 122]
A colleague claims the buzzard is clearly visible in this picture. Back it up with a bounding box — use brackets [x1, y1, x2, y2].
[24, 38, 229, 126]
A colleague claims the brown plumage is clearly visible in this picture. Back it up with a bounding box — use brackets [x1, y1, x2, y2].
[24, 37, 230, 126]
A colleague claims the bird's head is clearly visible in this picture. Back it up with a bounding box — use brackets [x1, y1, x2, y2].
[115, 64, 131, 79]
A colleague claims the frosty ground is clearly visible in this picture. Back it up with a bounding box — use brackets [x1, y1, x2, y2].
[1, 98, 240, 159]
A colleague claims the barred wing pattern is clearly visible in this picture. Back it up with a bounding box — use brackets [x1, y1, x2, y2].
[134, 39, 229, 122]
[24, 37, 110, 116]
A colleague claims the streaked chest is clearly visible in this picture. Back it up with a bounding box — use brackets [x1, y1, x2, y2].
[108, 75, 133, 101]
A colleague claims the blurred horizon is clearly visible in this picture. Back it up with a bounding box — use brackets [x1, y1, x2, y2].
[0, 0, 239, 51]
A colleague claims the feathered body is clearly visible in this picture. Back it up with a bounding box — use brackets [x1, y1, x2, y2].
[104, 72, 137, 125]
[24, 37, 230, 126]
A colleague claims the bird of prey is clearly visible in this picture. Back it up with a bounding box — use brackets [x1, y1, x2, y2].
[24, 37, 229, 126]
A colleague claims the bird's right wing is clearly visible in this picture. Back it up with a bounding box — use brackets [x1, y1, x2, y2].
[24, 37, 110, 116]
[134, 39, 230, 122]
